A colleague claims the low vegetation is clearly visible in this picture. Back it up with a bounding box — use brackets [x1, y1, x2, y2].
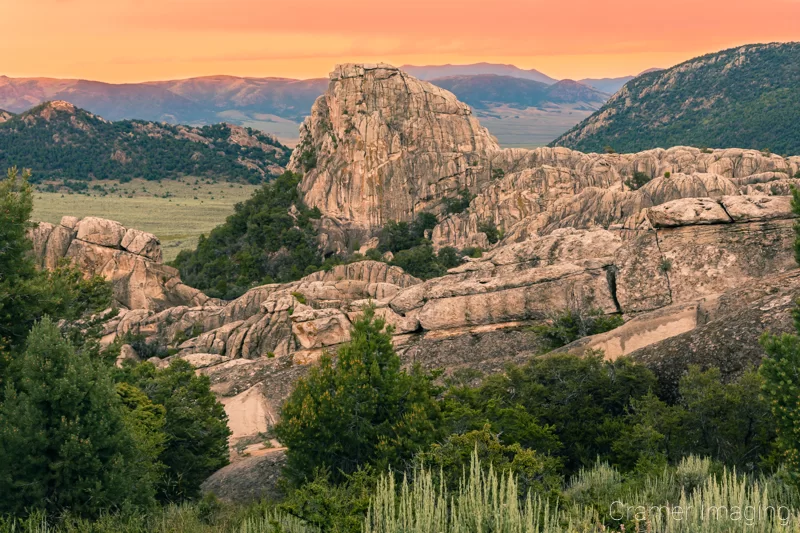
[31, 177, 260, 261]
[171, 171, 326, 299]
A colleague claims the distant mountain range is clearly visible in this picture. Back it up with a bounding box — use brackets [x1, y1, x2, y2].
[430, 75, 608, 110]
[0, 101, 290, 183]
[401, 62, 559, 84]
[552, 43, 800, 155]
[0, 63, 649, 148]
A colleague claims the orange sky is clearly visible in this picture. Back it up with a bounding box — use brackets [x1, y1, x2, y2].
[2, 0, 799, 82]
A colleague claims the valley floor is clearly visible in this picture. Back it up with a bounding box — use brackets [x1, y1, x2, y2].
[31, 178, 260, 262]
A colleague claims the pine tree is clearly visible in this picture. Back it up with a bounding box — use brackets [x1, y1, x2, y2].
[120, 359, 231, 501]
[759, 186, 800, 483]
[276, 307, 443, 484]
[0, 318, 152, 517]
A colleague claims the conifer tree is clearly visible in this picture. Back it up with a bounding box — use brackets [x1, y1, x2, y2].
[0, 318, 151, 517]
[276, 307, 443, 483]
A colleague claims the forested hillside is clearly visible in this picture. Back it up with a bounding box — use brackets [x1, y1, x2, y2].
[0, 101, 290, 183]
[552, 42, 800, 154]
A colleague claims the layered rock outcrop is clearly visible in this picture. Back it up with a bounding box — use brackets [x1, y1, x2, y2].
[40, 65, 800, 464]
[29, 216, 211, 311]
[433, 147, 799, 249]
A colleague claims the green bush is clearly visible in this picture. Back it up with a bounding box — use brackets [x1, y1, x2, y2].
[477, 220, 501, 244]
[172, 172, 324, 299]
[624, 171, 652, 190]
[442, 189, 474, 215]
[275, 307, 443, 484]
[116, 360, 231, 501]
[532, 306, 624, 350]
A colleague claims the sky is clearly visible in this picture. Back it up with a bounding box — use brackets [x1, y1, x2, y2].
[2, 0, 799, 83]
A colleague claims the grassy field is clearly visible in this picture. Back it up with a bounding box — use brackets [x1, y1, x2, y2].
[477, 104, 597, 148]
[31, 178, 260, 262]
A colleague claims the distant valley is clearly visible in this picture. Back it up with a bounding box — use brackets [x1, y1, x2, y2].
[0, 63, 648, 148]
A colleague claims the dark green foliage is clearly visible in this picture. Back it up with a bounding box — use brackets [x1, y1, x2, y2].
[116, 383, 167, 495]
[415, 427, 563, 497]
[615, 366, 775, 474]
[436, 246, 463, 269]
[442, 189, 474, 215]
[116, 360, 231, 501]
[532, 306, 624, 350]
[275, 307, 443, 484]
[377, 213, 438, 254]
[792, 186, 800, 266]
[553, 43, 800, 155]
[760, 185, 800, 483]
[0, 105, 290, 183]
[760, 301, 800, 484]
[278, 468, 374, 533]
[444, 353, 657, 475]
[0, 319, 152, 517]
[172, 172, 324, 299]
[390, 244, 447, 279]
[477, 220, 501, 244]
[624, 171, 652, 191]
[298, 147, 317, 172]
[0, 168, 112, 381]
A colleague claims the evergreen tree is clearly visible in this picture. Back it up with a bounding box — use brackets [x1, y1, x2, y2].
[276, 307, 443, 484]
[760, 186, 800, 483]
[0, 318, 152, 517]
[0, 168, 111, 387]
[119, 359, 231, 501]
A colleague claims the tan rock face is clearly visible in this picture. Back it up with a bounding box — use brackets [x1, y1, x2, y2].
[646, 198, 732, 227]
[28, 216, 210, 311]
[288, 63, 500, 240]
[75, 217, 127, 247]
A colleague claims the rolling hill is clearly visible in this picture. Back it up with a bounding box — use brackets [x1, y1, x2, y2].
[0, 101, 290, 183]
[552, 43, 800, 155]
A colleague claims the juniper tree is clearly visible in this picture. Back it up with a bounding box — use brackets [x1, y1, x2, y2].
[276, 307, 443, 484]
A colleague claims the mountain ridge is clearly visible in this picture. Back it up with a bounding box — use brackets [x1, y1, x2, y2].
[0, 100, 290, 182]
[552, 42, 800, 154]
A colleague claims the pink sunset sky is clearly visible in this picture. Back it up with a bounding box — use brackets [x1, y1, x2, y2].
[3, 0, 800, 82]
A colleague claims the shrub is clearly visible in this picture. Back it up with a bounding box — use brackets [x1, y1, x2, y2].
[391, 244, 447, 279]
[532, 306, 624, 350]
[415, 427, 563, 497]
[299, 147, 317, 171]
[664, 171, 672, 178]
[117, 360, 231, 501]
[436, 246, 463, 269]
[477, 220, 501, 244]
[624, 171, 652, 191]
[442, 189, 474, 215]
[275, 307, 443, 484]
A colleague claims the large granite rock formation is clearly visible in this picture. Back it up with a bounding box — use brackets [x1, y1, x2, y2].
[29, 216, 212, 311]
[102, 195, 795, 455]
[37, 65, 800, 478]
[287, 63, 500, 250]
